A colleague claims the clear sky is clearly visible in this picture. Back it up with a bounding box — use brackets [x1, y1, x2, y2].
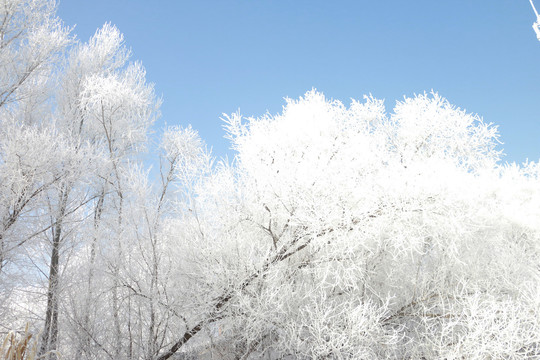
[57, 1, 540, 164]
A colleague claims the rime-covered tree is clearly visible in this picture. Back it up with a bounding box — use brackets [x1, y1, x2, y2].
[52, 23, 159, 359]
[0, 1, 162, 358]
[160, 91, 540, 359]
[0, 0, 70, 330]
[2, 1, 539, 359]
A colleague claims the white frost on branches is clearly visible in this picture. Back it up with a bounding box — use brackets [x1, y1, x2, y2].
[1, 1, 539, 358]
[166, 90, 540, 359]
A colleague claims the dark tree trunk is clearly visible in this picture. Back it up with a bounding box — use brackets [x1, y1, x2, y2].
[39, 189, 68, 359]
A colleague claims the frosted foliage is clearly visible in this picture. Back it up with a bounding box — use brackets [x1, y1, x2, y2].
[0, 0, 71, 277]
[78, 62, 156, 151]
[0, 3, 165, 358]
[0, 125, 65, 240]
[0, 125, 78, 191]
[57, 23, 158, 154]
[161, 125, 202, 163]
[1, 2, 538, 357]
[169, 90, 540, 359]
[390, 92, 501, 170]
[159, 126, 211, 195]
[73, 23, 128, 74]
[0, 0, 69, 118]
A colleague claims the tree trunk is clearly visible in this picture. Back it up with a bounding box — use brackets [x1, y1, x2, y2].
[76, 189, 105, 358]
[39, 188, 69, 359]
[112, 194, 124, 358]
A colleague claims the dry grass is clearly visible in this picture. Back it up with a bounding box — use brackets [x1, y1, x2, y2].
[0, 325, 59, 360]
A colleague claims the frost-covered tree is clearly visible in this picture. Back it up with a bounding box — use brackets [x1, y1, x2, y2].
[52, 23, 159, 359]
[0, 1, 163, 358]
[2, 1, 539, 359]
[0, 0, 69, 274]
[160, 91, 540, 359]
[0, 0, 71, 331]
[108, 125, 210, 359]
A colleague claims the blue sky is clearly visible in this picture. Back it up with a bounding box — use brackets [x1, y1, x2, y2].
[58, 1, 540, 164]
